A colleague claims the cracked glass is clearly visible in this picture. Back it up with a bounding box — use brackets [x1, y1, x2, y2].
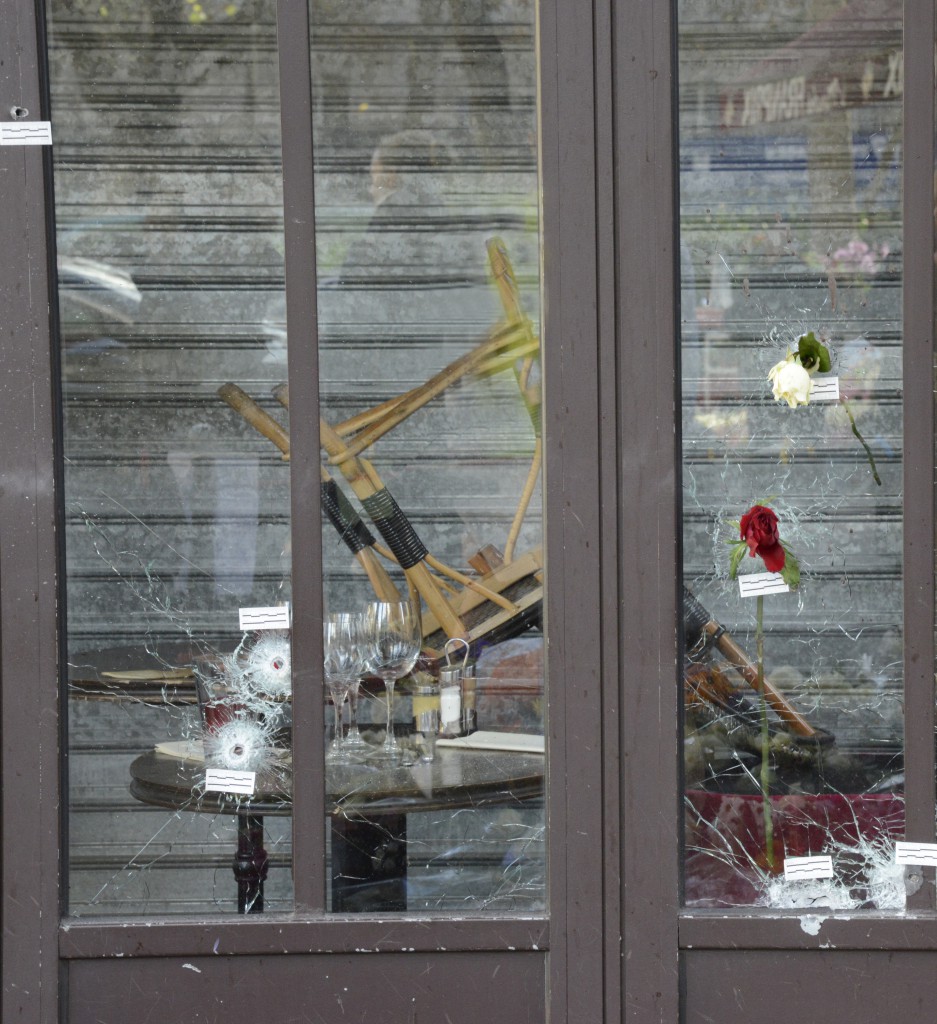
[678, 0, 906, 908]
[55, 0, 544, 918]
[55, 0, 294, 916]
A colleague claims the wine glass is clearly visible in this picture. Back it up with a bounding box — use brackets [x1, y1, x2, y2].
[364, 599, 421, 762]
[335, 610, 370, 751]
[344, 616, 368, 751]
[323, 612, 368, 763]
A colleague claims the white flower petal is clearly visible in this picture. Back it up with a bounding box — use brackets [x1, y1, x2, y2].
[769, 357, 812, 407]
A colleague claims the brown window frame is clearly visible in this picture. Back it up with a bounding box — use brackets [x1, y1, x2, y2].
[9, 0, 935, 1020]
[2, 0, 622, 1020]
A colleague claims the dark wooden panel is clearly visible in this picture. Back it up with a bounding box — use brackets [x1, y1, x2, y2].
[615, 0, 681, 1017]
[0, 2, 63, 1022]
[68, 951, 545, 1022]
[538, 0, 608, 1020]
[685, 949, 937, 1022]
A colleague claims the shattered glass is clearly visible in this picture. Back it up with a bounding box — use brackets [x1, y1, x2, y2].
[54, 0, 296, 916]
[678, 0, 907, 908]
[55, 0, 544, 917]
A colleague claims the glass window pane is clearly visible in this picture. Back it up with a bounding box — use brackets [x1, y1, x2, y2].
[309, 0, 546, 913]
[53, 2, 293, 915]
[678, 1, 905, 908]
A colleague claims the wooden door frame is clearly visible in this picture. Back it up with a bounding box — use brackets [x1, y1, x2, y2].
[1, 1, 63, 1019]
[1, 0, 640, 1020]
[672, 0, 937, 1019]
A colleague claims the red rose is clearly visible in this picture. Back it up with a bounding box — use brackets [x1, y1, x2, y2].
[740, 505, 785, 572]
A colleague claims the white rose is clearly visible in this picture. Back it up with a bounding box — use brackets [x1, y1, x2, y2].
[768, 355, 812, 408]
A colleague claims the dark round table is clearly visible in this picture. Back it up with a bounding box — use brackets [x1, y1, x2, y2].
[130, 744, 544, 913]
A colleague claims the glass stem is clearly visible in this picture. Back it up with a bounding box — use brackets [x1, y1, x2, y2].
[383, 678, 397, 752]
[348, 680, 361, 740]
[334, 697, 343, 751]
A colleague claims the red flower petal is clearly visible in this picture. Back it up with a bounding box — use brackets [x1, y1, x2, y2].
[758, 541, 786, 573]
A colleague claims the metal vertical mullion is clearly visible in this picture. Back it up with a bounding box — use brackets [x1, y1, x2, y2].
[902, 0, 937, 911]
[276, 0, 326, 913]
[1, 0, 62, 1019]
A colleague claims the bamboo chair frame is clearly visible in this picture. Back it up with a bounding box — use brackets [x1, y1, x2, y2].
[217, 237, 544, 658]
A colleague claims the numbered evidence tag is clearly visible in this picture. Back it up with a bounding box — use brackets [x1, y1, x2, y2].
[738, 571, 790, 598]
[895, 842, 937, 868]
[205, 769, 256, 796]
[809, 376, 840, 402]
[239, 604, 291, 631]
[783, 855, 834, 881]
[0, 121, 53, 145]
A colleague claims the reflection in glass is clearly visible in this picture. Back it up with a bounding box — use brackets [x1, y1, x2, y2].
[309, 0, 546, 912]
[678, 0, 905, 908]
[53, 2, 293, 915]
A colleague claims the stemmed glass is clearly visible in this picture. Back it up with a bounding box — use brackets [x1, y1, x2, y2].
[323, 612, 368, 763]
[337, 609, 367, 751]
[344, 649, 367, 751]
[364, 599, 421, 762]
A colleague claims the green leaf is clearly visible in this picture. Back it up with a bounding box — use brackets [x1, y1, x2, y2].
[729, 542, 747, 580]
[780, 550, 800, 590]
[797, 331, 831, 373]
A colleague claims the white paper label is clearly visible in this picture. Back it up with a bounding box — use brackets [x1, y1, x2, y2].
[783, 854, 834, 880]
[204, 769, 256, 795]
[895, 841, 937, 867]
[738, 571, 790, 597]
[239, 604, 290, 631]
[0, 121, 53, 145]
[810, 376, 840, 402]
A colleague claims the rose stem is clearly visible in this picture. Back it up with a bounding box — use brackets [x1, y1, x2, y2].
[756, 593, 775, 870]
[840, 396, 881, 486]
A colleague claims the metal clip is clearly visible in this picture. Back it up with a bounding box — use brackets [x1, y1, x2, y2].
[444, 636, 470, 669]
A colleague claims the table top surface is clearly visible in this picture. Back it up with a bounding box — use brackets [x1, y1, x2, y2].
[130, 745, 544, 818]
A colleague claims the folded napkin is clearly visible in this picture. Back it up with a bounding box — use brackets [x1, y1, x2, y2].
[435, 731, 544, 754]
